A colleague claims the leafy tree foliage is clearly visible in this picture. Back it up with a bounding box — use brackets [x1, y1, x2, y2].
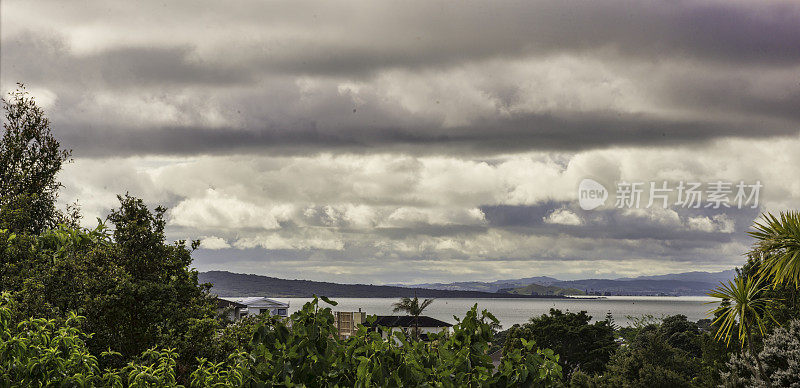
[0, 84, 71, 235]
[0, 86, 218, 372]
[0, 196, 218, 373]
[1, 293, 563, 387]
[101, 195, 217, 363]
[502, 309, 616, 381]
[695, 327, 732, 387]
[0, 293, 101, 386]
[659, 315, 701, 357]
[700, 212, 800, 386]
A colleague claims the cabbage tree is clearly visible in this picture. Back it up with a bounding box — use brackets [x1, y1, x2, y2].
[708, 275, 776, 381]
[749, 211, 800, 288]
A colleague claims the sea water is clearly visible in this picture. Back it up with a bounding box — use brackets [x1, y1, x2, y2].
[280, 296, 717, 328]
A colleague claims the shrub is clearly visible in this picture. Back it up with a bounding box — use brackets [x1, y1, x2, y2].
[722, 319, 800, 388]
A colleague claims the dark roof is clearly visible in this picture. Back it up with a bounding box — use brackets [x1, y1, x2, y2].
[490, 349, 503, 363]
[366, 315, 452, 328]
[215, 297, 246, 309]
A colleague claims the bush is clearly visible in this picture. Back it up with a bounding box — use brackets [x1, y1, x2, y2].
[722, 319, 800, 388]
[0, 293, 102, 386]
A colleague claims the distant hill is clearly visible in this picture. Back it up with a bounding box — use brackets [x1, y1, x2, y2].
[616, 270, 735, 284]
[493, 276, 560, 286]
[395, 276, 560, 292]
[390, 270, 733, 296]
[551, 279, 720, 296]
[498, 284, 585, 296]
[386, 281, 503, 293]
[198, 271, 564, 298]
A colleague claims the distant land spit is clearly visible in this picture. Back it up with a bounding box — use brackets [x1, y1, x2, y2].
[199, 269, 736, 298]
[199, 271, 568, 298]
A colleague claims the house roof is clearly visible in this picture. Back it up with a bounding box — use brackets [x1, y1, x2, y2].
[366, 315, 452, 328]
[215, 297, 246, 309]
[235, 297, 289, 308]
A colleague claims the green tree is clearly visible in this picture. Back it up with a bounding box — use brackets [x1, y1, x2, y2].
[1, 196, 219, 374]
[503, 309, 617, 381]
[695, 330, 732, 387]
[88, 195, 218, 366]
[598, 325, 700, 388]
[392, 295, 434, 340]
[0, 84, 71, 235]
[659, 315, 701, 358]
[707, 275, 776, 381]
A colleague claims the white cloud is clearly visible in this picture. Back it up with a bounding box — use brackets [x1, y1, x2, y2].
[169, 189, 281, 230]
[55, 134, 800, 283]
[199, 236, 231, 250]
[687, 214, 735, 234]
[380, 207, 486, 228]
[543, 208, 583, 225]
[234, 231, 345, 251]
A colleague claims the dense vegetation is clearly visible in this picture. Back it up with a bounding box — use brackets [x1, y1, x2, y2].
[1, 293, 562, 387]
[502, 309, 615, 381]
[1, 85, 799, 386]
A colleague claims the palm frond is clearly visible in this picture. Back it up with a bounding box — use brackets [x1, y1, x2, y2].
[419, 298, 434, 312]
[749, 211, 800, 288]
[391, 297, 434, 316]
[707, 275, 776, 348]
[392, 297, 414, 313]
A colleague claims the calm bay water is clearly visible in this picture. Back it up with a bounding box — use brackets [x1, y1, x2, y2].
[281, 296, 717, 328]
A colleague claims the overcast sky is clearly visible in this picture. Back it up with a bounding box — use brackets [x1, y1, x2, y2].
[2, 0, 799, 283]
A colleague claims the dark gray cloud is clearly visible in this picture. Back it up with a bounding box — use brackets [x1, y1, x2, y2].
[51, 111, 797, 157]
[12, 0, 800, 79]
[1, 34, 248, 87]
[2, 0, 800, 158]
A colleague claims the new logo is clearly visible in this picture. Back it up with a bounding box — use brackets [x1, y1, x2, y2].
[578, 179, 608, 210]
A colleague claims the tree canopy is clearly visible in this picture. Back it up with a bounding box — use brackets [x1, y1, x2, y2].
[0, 84, 71, 235]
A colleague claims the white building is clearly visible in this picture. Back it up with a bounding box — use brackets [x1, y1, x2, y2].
[219, 297, 289, 320]
[215, 298, 247, 321]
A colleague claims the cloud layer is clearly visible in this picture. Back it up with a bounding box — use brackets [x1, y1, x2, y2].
[3, 0, 799, 282]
